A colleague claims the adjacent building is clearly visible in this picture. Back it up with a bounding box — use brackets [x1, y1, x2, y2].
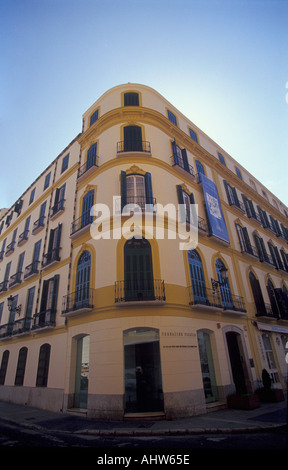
[0, 83, 287, 419]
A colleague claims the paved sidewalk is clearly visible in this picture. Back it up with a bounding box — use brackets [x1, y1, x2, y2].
[0, 398, 287, 437]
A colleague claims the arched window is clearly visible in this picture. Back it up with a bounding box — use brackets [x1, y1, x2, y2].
[188, 250, 207, 304]
[0, 350, 9, 385]
[14, 347, 28, 386]
[249, 271, 266, 316]
[215, 259, 233, 308]
[75, 251, 91, 307]
[81, 190, 94, 228]
[124, 238, 154, 300]
[36, 344, 51, 387]
[267, 279, 279, 318]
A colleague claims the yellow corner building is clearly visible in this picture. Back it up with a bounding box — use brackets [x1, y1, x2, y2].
[0, 84, 287, 419]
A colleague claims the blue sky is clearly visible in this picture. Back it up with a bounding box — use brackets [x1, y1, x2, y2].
[1, 0, 288, 208]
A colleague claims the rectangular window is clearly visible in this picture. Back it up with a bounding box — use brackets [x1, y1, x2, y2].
[90, 109, 99, 125]
[29, 188, 36, 205]
[235, 167, 242, 179]
[52, 184, 66, 216]
[167, 110, 177, 126]
[61, 154, 69, 173]
[124, 92, 139, 106]
[223, 181, 244, 210]
[0, 302, 4, 323]
[43, 224, 62, 265]
[40, 275, 59, 315]
[218, 152, 226, 165]
[189, 128, 198, 143]
[43, 172, 51, 190]
[236, 224, 254, 255]
[24, 286, 35, 329]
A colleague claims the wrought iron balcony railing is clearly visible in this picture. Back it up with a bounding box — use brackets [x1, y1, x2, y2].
[51, 199, 65, 218]
[170, 156, 195, 178]
[62, 288, 95, 314]
[117, 140, 151, 154]
[188, 286, 246, 313]
[188, 286, 222, 309]
[18, 229, 29, 246]
[42, 248, 60, 267]
[24, 260, 40, 279]
[33, 309, 56, 330]
[32, 216, 46, 234]
[9, 271, 22, 287]
[70, 211, 94, 237]
[0, 317, 32, 339]
[78, 155, 99, 179]
[115, 279, 166, 303]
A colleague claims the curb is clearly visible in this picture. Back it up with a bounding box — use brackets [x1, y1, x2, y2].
[2, 417, 286, 437]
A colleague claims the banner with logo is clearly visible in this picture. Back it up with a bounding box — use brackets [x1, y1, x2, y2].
[200, 173, 229, 244]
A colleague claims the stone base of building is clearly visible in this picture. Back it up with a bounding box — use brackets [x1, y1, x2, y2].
[0, 385, 63, 413]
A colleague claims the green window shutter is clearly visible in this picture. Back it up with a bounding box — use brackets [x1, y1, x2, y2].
[121, 171, 127, 210]
[232, 187, 240, 207]
[144, 172, 154, 210]
[181, 148, 190, 173]
[176, 185, 185, 223]
[224, 180, 233, 205]
[242, 194, 251, 217]
[242, 227, 253, 254]
[254, 234, 263, 261]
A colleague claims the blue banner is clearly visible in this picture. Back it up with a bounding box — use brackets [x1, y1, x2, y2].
[200, 173, 230, 243]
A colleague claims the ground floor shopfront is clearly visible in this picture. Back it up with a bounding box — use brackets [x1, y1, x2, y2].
[0, 312, 287, 420]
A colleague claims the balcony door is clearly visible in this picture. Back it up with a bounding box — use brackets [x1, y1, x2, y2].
[124, 125, 142, 152]
[124, 238, 154, 301]
[188, 250, 207, 304]
[216, 259, 233, 309]
[75, 251, 91, 308]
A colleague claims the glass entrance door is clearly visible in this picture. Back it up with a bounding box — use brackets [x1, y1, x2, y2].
[74, 335, 90, 409]
[124, 328, 164, 413]
[197, 331, 218, 403]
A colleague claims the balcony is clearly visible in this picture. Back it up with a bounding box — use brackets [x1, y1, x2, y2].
[33, 309, 56, 330]
[0, 280, 9, 293]
[78, 155, 99, 181]
[117, 140, 151, 156]
[223, 293, 246, 313]
[9, 271, 22, 288]
[42, 248, 60, 269]
[188, 287, 246, 313]
[24, 260, 40, 279]
[18, 230, 29, 246]
[32, 216, 45, 235]
[188, 286, 222, 310]
[170, 156, 195, 178]
[255, 302, 278, 319]
[239, 242, 258, 258]
[0, 318, 32, 339]
[115, 279, 166, 304]
[62, 288, 95, 316]
[50, 199, 65, 220]
[6, 240, 16, 256]
[114, 195, 157, 214]
[70, 211, 93, 238]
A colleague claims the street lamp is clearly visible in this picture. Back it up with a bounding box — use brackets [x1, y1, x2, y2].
[211, 266, 228, 293]
[7, 295, 22, 316]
